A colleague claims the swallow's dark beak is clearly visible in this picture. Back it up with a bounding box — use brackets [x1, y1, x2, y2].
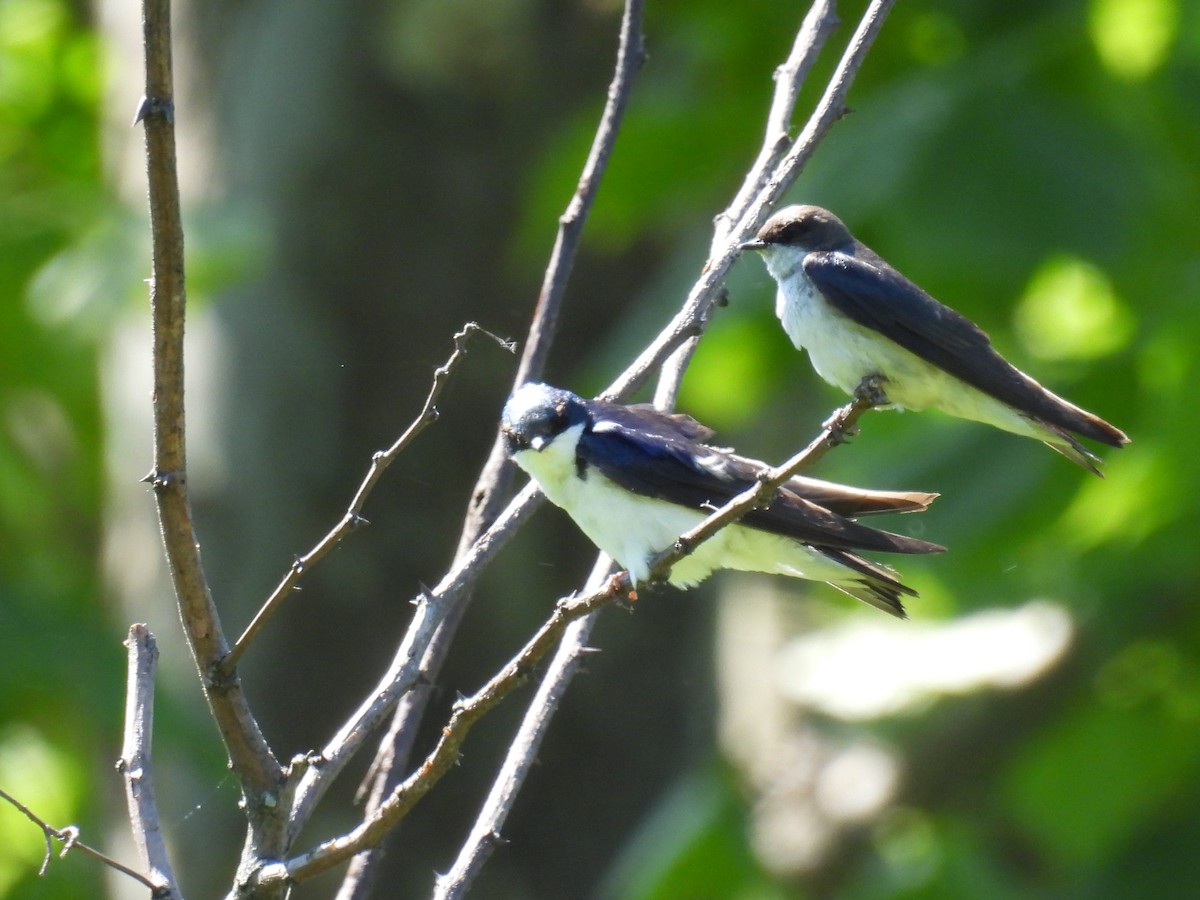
[739, 238, 766, 252]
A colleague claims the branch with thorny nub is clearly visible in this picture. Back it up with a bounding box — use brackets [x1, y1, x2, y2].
[220, 322, 514, 678]
[140, 0, 282, 838]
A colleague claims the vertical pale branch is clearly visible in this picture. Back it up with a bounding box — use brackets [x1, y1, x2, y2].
[336, 2, 647, 895]
[119, 625, 182, 900]
[138, 0, 281, 813]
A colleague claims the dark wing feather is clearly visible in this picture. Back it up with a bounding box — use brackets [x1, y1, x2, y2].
[580, 406, 942, 556]
[804, 250, 1127, 446]
[620, 403, 717, 442]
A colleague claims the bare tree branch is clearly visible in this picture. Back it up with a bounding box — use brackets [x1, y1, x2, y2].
[336, 3, 647, 894]
[608, 0, 898, 404]
[137, 0, 282, 812]
[432, 557, 614, 898]
[0, 787, 165, 895]
[118, 624, 182, 899]
[283, 481, 542, 843]
[250, 564, 627, 889]
[221, 323, 514, 677]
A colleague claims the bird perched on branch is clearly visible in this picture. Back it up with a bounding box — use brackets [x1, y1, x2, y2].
[741, 205, 1129, 474]
[501, 382, 944, 617]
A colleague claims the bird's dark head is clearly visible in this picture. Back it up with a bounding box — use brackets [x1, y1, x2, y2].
[501, 382, 591, 455]
[741, 204, 854, 253]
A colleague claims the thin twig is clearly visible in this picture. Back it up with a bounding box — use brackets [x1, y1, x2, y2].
[512, 0, 648, 394]
[118, 625, 183, 899]
[432, 556, 613, 898]
[221, 323, 513, 677]
[0, 787, 165, 895]
[138, 0, 282, 809]
[251, 568, 626, 888]
[333, 3, 647, 893]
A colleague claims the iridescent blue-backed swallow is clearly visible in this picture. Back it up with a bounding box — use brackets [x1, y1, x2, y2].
[501, 382, 944, 617]
[741, 205, 1129, 474]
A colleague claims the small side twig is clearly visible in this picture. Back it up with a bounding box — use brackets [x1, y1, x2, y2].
[118, 624, 182, 899]
[0, 787, 164, 895]
[221, 323, 513, 676]
[646, 390, 878, 579]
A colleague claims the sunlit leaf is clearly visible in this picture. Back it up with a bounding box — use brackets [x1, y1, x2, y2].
[1014, 255, 1134, 362]
[1089, 0, 1179, 80]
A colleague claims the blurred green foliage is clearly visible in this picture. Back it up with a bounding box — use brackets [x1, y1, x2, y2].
[2, 0, 1199, 897]
[0, 0, 110, 896]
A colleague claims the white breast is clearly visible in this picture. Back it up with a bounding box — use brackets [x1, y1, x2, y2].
[512, 430, 708, 583]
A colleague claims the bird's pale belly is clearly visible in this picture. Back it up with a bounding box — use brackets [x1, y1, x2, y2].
[776, 285, 1035, 435]
[516, 443, 847, 587]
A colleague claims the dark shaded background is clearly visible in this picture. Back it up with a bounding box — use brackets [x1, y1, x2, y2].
[2, 0, 1198, 897]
